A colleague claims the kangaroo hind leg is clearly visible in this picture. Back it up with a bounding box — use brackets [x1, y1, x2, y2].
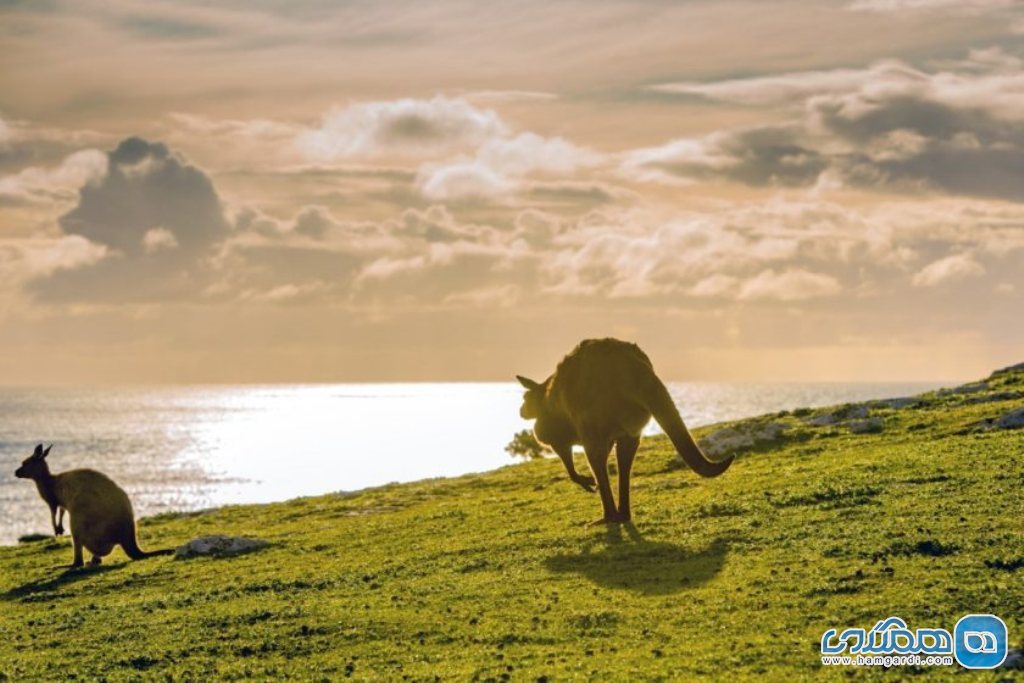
[614, 435, 640, 522]
[70, 536, 84, 569]
[583, 436, 620, 524]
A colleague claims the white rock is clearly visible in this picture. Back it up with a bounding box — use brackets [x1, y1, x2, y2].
[174, 535, 269, 559]
[849, 417, 884, 434]
[846, 405, 870, 419]
[699, 422, 789, 458]
[964, 391, 1024, 405]
[875, 397, 920, 409]
[995, 407, 1024, 430]
[803, 404, 869, 426]
[804, 413, 839, 427]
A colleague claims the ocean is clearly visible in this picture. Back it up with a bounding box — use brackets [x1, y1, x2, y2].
[0, 381, 943, 545]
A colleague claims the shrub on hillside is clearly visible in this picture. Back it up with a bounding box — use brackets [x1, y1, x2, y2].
[506, 429, 549, 459]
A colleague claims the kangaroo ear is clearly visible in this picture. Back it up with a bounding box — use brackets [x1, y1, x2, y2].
[516, 375, 540, 390]
[42, 444, 53, 458]
[33, 444, 43, 457]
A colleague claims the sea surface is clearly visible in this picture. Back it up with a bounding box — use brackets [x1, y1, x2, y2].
[0, 381, 944, 545]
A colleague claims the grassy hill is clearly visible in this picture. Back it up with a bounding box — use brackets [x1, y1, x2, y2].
[1, 366, 1022, 681]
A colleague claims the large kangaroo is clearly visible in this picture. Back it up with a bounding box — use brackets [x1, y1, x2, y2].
[517, 338, 732, 524]
[15, 444, 173, 568]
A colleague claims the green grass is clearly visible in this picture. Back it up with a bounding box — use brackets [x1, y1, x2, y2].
[1, 368, 1023, 681]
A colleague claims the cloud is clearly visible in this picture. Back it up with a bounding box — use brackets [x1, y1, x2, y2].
[805, 58, 1024, 135]
[523, 180, 623, 207]
[168, 101, 606, 206]
[164, 112, 303, 168]
[737, 268, 842, 301]
[295, 96, 507, 161]
[210, 202, 413, 304]
[0, 149, 108, 205]
[912, 252, 986, 287]
[59, 137, 228, 255]
[217, 203, 521, 305]
[168, 113, 297, 141]
[512, 209, 561, 247]
[0, 116, 11, 148]
[537, 196, 1024, 303]
[416, 130, 601, 201]
[0, 117, 109, 161]
[142, 227, 178, 253]
[442, 283, 521, 307]
[805, 55, 1024, 200]
[298, 204, 541, 303]
[623, 126, 826, 187]
[231, 204, 396, 245]
[474, 132, 597, 177]
[32, 137, 230, 301]
[846, 0, 1015, 12]
[461, 90, 558, 104]
[650, 66, 893, 106]
[355, 246, 456, 285]
[689, 273, 740, 298]
[243, 281, 332, 304]
[0, 236, 108, 284]
[10, 121, 1019, 316]
[540, 207, 807, 298]
[294, 98, 604, 203]
[415, 160, 514, 201]
[291, 206, 337, 239]
[630, 50, 1024, 202]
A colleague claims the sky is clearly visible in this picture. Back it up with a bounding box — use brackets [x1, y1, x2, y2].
[1, 0, 1023, 384]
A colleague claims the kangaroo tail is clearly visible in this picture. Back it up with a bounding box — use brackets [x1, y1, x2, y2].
[123, 535, 175, 560]
[644, 374, 733, 478]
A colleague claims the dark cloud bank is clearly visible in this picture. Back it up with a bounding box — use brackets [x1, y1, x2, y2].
[35, 137, 229, 301]
[640, 57, 1024, 203]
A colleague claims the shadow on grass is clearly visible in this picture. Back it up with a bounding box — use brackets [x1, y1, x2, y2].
[2, 564, 124, 601]
[544, 524, 729, 595]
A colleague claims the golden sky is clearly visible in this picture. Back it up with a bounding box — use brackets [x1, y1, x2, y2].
[1, 0, 1022, 384]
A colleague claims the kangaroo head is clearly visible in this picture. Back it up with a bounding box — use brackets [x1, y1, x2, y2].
[14, 443, 52, 480]
[516, 375, 546, 419]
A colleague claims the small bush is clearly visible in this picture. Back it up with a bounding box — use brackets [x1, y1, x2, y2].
[984, 556, 1024, 571]
[506, 429, 549, 459]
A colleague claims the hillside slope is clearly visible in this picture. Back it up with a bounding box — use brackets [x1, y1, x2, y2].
[1, 367, 1022, 681]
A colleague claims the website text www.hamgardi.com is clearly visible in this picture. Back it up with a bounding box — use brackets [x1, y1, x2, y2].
[819, 615, 1008, 670]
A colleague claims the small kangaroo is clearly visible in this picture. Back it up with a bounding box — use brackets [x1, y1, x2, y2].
[517, 338, 733, 524]
[14, 444, 172, 568]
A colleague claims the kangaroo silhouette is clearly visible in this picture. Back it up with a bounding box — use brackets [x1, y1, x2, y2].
[14, 444, 173, 568]
[517, 338, 732, 524]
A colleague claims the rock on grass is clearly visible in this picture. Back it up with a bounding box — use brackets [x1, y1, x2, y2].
[873, 397, 921, 409]
[174, 535, 269, 559]
[963, 391, 1024, 405]
[803, 404, 869, 427]
[995, 407, 1024, 429]
[698, 422, 788, 458]
[849, 417, 884, 434]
